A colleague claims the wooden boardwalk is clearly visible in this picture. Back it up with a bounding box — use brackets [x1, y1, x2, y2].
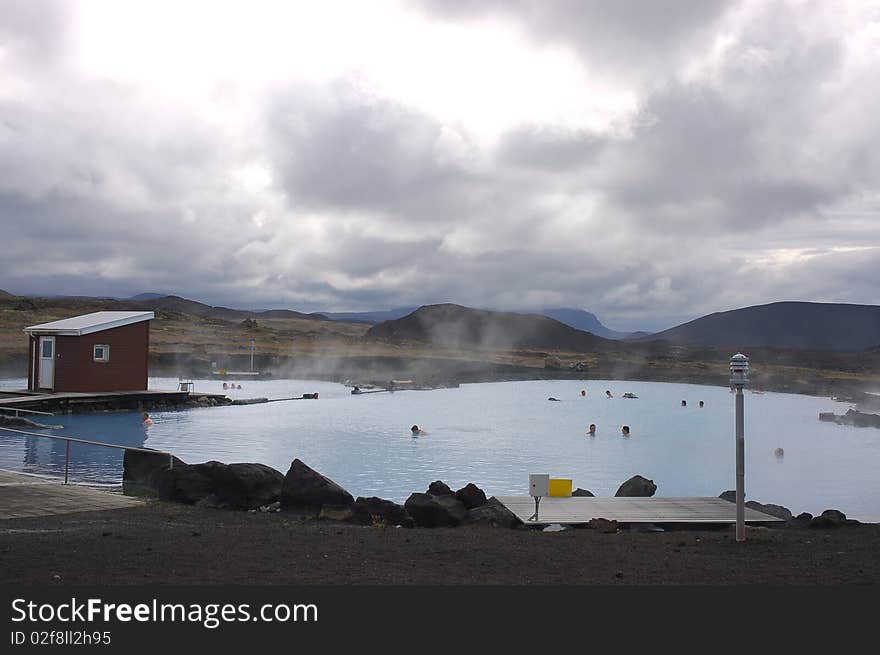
[496, 496, 785, 525]
[0, 470, 142, 520]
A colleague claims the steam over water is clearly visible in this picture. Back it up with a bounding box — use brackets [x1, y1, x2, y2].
[2, 377, 879, 521]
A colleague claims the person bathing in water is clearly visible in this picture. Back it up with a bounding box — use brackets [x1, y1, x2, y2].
[142, 412, 154, 427]
[621, 425, 630, 436]
[587, 423, 596, 436]
[411, 424, 427, 436]
[606, 390, 613, 398]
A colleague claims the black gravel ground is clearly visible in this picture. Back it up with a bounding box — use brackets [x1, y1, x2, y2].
[1, 501, 877, 585]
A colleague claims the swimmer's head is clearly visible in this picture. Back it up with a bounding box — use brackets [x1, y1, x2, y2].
[621, 425, 630, 436]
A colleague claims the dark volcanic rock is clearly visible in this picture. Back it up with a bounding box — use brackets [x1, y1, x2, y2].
[466, 497, 520, 528]
[206, 462, 283, 510]
[352, 497, 414, 528]
[0, 415, 63, 430]
[847, 410, 880, 428]
[427, 480, 454, 497]
[572, 488, 595, 497]
[404, 492, 468, 527]
[615, 475, 657, 497]
[280, 459, 354, 515]
[745, 501, 792, 522]
[144, 459, 281, 509]
[122, 449, 187, 490]
[719, 490, 737, 503]
[455, 483, 487, 509]
[155, 463, 216, 505]
[818, 409, 880, 428]
[810, 509, 850, 529]
[589, 518, 619, 533]
[788, 512, 813, 528]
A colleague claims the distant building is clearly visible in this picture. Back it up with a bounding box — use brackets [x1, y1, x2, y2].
[24, 311, 154, 392]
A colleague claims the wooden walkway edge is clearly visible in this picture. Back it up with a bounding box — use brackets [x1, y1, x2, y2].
[497, 496, 785, 525]
[0, 470, 143, 520]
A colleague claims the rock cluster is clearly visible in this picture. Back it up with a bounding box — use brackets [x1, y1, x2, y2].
[819, 409, 880, 428]
[123, 450, 282, 510]
[124, 452, 860, 534]
[718, 491, 859, 528]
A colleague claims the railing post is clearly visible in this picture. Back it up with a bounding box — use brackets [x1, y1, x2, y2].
[169, 453, 174, 469]
[64, 439, 70, 485]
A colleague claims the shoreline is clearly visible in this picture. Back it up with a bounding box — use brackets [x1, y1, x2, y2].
[2, 370, 878, 416]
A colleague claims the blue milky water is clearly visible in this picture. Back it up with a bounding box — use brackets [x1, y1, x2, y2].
[1, 377, 878, 521]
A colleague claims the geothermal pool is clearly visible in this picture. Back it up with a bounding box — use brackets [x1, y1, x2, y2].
[1, 377, 878, 521]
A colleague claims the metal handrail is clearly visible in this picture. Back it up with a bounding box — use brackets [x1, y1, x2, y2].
[0, 426, 175, 484]
[0, 406, 55, 416]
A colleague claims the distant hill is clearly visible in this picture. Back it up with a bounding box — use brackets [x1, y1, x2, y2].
[128, 292, 169, 301]
[0, 289, 13, 298]
[647, 302, 880, 351]
[132, 295, 330, 322]
[537, 308, 642, 340]
[366, 304, 614, 352]
[320, 307, 419, 324]
[320, 306, 644, 338]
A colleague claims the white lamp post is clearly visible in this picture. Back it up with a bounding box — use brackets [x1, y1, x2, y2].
[729, 353, 749, 542]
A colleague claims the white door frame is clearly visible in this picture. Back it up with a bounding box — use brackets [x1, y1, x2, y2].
[38, 336, 55, 390]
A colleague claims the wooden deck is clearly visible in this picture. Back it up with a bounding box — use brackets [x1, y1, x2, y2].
[0, 470, 143, 520]
[496, 496, 785, 525]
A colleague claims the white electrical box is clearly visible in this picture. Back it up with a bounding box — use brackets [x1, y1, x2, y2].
[529, 474, 550, 497]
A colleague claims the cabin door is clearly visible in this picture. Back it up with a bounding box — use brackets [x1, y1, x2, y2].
[38, 336, 55, 390]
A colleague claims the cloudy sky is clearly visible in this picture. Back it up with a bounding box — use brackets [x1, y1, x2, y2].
[1, 0, 878, 331]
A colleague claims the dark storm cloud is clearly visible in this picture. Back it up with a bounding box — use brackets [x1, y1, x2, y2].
[267, 86, 483, 222]
[0, 1, 877, 332]
[595, 82, 846, 229]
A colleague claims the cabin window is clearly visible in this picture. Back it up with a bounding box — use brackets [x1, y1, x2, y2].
[93, 344, 110, 362]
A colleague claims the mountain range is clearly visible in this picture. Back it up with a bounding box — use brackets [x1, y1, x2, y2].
[5, 289, 878, 352]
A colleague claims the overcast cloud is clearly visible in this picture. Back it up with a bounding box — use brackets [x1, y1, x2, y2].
[1, 0, 878, 331]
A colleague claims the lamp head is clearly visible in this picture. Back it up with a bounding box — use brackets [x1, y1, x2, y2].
[729, 353, 749, 387]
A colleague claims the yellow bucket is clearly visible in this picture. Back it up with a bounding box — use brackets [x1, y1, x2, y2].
[548, 478, 572, 497]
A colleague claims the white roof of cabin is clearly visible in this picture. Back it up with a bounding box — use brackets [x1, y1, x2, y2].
[24, 311, 154, 336]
